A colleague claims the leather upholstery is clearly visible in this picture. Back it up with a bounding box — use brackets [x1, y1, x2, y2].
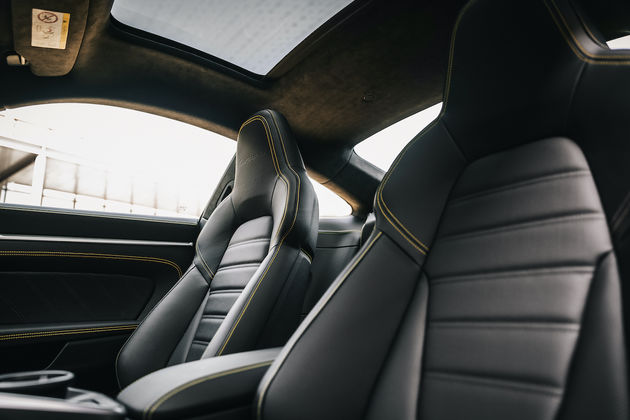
[302, 219, 363, 315]
[118, 348, 279, 420]
[116, 110, 318, 389]
[256, 1, 629, 419]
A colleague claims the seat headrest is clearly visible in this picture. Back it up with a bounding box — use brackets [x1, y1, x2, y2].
[374, 0, 630, 259]
[231, 110, 307, 221]
[436, 0, 630, 160]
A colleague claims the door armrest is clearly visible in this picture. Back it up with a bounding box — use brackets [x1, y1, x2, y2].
[117, 348, 279, 420]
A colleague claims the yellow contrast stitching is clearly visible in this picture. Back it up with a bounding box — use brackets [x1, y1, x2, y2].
[115, 265, 196, 389]
[545, 0, 630, 64]
[376, 196, 427, 255]
[253, 3, 629, 415]
[374, 0, 630, 255]
[256, 231, 383, 419]
[215, 113, 300, 356]
[0, 205, 197, 225]
[0, 251, 182, 277]
[318, 230, 361, 234]
[195, 242, 215, 279]
[300, 248, 313, 263]
[379, 192, 429, 252]
[144, 361, 273, 420]
[370, 0, 476, 255]
[0, 325, 137, 341]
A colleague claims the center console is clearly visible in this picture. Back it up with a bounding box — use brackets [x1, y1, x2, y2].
[0, 370, 125, 419]
[0, 348, 280, 420]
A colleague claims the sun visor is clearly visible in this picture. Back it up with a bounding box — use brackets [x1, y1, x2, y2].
[11, 0, 88, 76]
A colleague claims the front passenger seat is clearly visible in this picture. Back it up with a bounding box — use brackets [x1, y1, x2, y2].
[116, 110, 318, 389]
[255, 1, 628, 419]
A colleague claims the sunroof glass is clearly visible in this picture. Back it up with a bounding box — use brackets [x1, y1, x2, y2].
[111, 0, 354, 76]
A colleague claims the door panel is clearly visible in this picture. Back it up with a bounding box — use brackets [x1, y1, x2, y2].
[0, 203, 198, 241]
[0, 205, 197, 395]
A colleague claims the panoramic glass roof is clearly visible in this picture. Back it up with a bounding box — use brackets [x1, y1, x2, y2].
[111, 0, 354, 75]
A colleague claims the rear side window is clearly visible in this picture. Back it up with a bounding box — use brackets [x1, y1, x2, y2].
[310, 178, 352, 217]
[354, 103, 442, 171]
[0, 103, 235, 219]
[607, 34, 630, 50]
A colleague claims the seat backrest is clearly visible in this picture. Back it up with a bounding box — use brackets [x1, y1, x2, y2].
[302, 219, 363, 316]
[116, 110, 318, 388]
[256, 1, 629, 419]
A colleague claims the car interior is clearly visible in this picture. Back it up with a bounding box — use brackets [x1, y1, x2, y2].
[0, 0, 629, 419]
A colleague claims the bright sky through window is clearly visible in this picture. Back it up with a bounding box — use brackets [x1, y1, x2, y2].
[111, 0, 354, 75]
[355, 103, 442, 171]
[607, 34, 630, 50]
[0, 104, 352, 217]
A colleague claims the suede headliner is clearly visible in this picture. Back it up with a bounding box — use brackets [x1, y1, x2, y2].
[0, 0, 628, 212]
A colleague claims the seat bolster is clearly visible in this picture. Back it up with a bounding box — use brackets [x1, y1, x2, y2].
[194, 196, 238, 282]
[263, 111, 318, 259]
[115, 267, 209, 389]
[559, 252, 629, 420]
[257, 233, 421, 420]
[375, 122, 466, 263]
[203, 245, 310, 357]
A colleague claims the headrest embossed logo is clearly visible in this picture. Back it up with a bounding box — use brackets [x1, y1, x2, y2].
[238, 151, 265, 168]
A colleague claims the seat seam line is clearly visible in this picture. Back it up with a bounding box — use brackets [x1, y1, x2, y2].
[448, 170, 591, 205]
[437, 213, 603, 242]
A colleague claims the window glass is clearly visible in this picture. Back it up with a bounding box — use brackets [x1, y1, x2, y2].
[111, 0, 354, 75]
[0, 103, 235, 219]
[310, 178, 352, 217]
[607, 34, 630, 50]
[354, 103, 442, 171]
[0, 103, 351, 218]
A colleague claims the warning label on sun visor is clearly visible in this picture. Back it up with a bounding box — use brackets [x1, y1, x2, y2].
[31, 8, 70, 49]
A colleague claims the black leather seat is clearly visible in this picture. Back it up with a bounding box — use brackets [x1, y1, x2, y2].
[115, 110, 318, 388]
[255, 1, 629, 419]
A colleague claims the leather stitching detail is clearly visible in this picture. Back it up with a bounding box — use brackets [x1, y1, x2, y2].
[424, 371, 564, 396]
[215, 263, 260, 273]
[115, 264, 196, 389]
[213, 112, 302, 356]
[448, 170, 591, 205]
[318, 230, 361, 234]
[0, 204, 197, 225]
[143, 360, 273, 420]
[256, 231, 383, 419]
[0, 325, 137, 341]
[545, 0, 630, 64]
[370, 0, 479, 256]
[428, 321, 580, 331]
[209, 289, 243, 295]
[438, 213, 604, 242]
[226, 238, 270, 250]
[0, 251, 182, 277]
[431, 265, 594, 285]
[196, 242, 216, 279]
[300, 248, 312, 263]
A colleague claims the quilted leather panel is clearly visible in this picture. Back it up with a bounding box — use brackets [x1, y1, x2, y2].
[419, 138, 612, 419]
[185, 216, 272, 361]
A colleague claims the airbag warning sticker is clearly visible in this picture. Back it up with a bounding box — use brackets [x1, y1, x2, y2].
[31, 8, 70, 49]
